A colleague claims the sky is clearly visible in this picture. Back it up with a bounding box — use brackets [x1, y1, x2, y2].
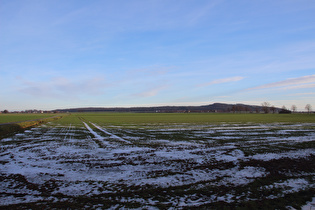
[1, 0, 315, 111]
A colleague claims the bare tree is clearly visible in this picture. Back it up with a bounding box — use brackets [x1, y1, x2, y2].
[305, 104, 312, 113]
[271, 106, 276, 113]
[291, 105, 297, 113]
[261, 102, 271, 113]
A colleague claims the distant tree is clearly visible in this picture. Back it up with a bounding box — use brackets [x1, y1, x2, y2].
[3, 110, 9, 114]
[291, 105, 297, 113]
[279, 105, 291, 114]
[261, 102, 271, 113]
[271, 106, 276, 113]
[231, 105, 236, 113]
[305, 104, 312, 113]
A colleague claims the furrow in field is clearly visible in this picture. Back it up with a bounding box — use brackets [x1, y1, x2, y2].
[63, 124, 72, 141]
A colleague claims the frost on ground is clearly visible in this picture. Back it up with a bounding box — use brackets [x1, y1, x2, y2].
[0, 122, 314, 209]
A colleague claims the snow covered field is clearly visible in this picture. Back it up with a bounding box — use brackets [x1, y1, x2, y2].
[1, 121, 314, 209]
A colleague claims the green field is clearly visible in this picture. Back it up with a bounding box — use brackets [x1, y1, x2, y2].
[59, 112, 315, 127]
[1, 113, 314, 126]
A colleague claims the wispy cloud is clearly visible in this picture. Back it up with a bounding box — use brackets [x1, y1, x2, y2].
[127, 66, 170, 77]
[247, 75, 315, 90]
[198, 76, 244, 87]
[188, 0, 221, 25]
[17, 76, 109, 100]
[134, 84, 169, 98]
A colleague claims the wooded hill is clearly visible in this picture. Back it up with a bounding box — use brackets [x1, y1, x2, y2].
[54, 103, 285, 113]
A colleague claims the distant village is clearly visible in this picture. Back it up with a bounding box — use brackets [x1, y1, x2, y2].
[0, 109, 59, 114]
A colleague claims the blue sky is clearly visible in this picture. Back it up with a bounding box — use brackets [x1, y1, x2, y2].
[1, 0, 315, 111]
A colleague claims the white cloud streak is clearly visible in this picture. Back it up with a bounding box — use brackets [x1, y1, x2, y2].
[281, 83, 315, 90]
[248, 75, 315, 90]
[198, 76, 244, 87]
[287, 92, 315, 96]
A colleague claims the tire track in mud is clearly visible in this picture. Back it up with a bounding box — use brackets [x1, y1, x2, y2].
[89, 122, 131, 144]
[81, 121, 111, 147]
[79, 117, 130, 146]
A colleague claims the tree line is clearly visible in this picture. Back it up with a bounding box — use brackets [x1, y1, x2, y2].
[261, 102, 312, 114]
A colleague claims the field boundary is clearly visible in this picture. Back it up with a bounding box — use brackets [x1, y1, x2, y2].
[0, 115, 63, 139]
